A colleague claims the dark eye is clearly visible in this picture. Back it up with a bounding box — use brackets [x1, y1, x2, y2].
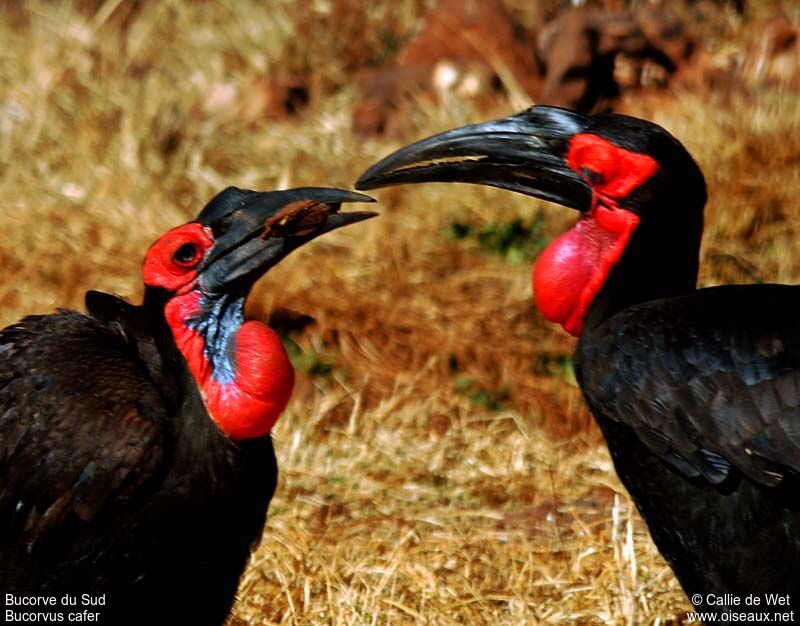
[581, 167, 605, 185]
[173, 242, 200, 267]
[567, 136, 620, 187]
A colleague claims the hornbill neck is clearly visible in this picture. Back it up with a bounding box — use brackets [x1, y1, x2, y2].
[138, 287, 265, 479]
[582, 191, 704, 335]
[142, 286, 209, 419]
[86, 287, 192, 418]
[143, 285, 290, 443]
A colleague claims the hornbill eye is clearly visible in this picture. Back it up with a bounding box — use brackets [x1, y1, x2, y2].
[580, 167, 606, 186]
[173, 242, 200, 267]
[568, 137, 619, 188]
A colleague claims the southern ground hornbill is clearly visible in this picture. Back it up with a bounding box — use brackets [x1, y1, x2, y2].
[357, 106, 800, 617]
[0, 187, 375, 625]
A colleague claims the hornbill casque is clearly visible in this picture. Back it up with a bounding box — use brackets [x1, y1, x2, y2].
[0, 186, 375, 625]
[356, 105, 800, 617]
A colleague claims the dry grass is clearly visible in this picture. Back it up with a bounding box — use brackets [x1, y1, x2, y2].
[1, 1, 799, 624]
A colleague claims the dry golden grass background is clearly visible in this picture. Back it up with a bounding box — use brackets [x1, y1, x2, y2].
[1, 1, 799, 624]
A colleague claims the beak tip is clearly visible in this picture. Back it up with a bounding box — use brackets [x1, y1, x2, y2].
[344, 189, 377, 203]
[342, 210, 380, 223]
[354, 171, 378, 192]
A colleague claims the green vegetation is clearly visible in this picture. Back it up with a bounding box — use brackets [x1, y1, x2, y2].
[447, 213, 549, 264]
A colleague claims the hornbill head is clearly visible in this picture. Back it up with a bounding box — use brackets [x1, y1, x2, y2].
[356, 106, 706, 337]
[140, 187, 376, 439]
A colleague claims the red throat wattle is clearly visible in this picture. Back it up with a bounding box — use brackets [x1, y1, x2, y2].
[532, 133, 657, 337]
[165, 292, 295, 440]
[533, 204, 639, 336]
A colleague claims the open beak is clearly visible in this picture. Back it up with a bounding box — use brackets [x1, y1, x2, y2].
[356, 106, 592, 212]
[196, 186, 377, 293]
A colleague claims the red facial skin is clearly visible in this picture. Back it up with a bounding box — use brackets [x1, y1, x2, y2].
[142, 223, 213, 294]
[533, 134, 659, 336]
[143, 223, 294, 440]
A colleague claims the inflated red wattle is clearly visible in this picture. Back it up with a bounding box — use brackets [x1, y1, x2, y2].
[533, 205, 639, 337]
[209, 322, 294, 439]
[533, 223, 595, 327]
[164, 293, 294, 440]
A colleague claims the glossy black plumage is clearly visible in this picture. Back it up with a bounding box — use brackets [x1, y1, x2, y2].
[0, 186, 375, 625]
[355, 105, 800, 620]
[0, 294, 277, 626]
[578, 285, 800, 488]
[565, 123, 800, 618]
[576, 284, 800, 615]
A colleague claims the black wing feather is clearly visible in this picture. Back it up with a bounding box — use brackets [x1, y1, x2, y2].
[0, 309, 166, 549]
[577, 284, 800, 487]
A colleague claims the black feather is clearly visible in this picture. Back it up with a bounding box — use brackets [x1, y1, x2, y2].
[0, 302, 277, 626]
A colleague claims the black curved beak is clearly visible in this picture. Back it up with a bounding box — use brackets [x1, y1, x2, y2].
[356, 106, 592, 212]
[196, 186, 377, 293]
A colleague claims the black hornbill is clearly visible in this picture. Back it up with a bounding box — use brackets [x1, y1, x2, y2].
[356, 106, 800, 617]
[0, 187, 375, 625]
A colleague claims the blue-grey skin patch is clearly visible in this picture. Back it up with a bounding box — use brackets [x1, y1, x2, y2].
[185, 294, 245, 386]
